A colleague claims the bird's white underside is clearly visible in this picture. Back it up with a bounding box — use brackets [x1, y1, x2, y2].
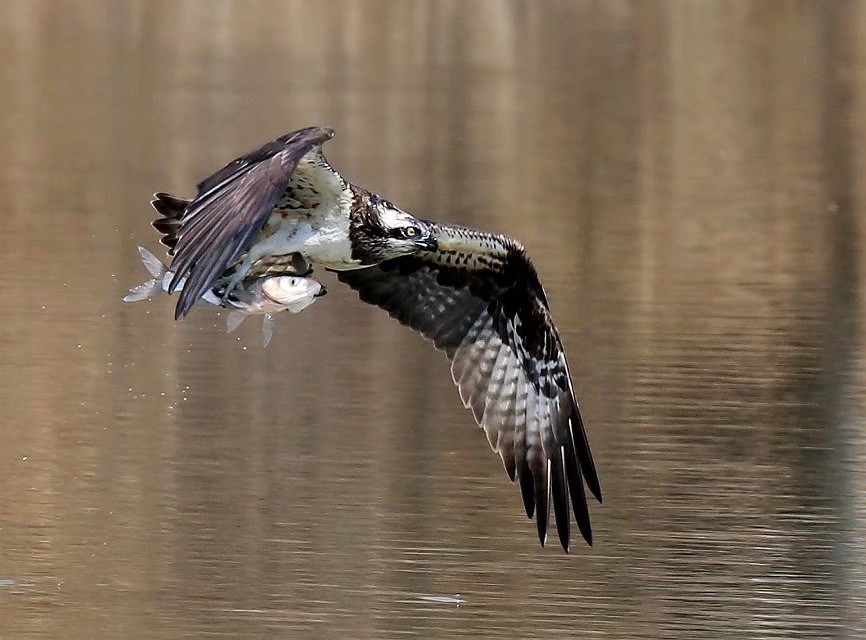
[446, 304, 568, 478]
[244, 146, 361, 270]
[449, 310, 543, 472]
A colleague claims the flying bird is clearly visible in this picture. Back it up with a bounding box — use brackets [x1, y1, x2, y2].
[147, 126, 601, 551]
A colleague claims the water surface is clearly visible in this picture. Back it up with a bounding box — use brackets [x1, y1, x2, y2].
[1, 2, 864, 638]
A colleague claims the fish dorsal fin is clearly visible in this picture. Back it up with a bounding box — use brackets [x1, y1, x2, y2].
[226, 310, 247, 333]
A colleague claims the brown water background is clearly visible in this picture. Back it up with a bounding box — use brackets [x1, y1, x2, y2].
[1, 1, 865, 638]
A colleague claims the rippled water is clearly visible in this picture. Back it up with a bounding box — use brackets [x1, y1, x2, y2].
[1, 2, 865, 638]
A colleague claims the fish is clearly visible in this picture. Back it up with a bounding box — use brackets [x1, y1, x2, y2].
[123, 246, 325, 346]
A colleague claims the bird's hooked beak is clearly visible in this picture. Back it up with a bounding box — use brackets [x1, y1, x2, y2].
[419, 236, 438, 252]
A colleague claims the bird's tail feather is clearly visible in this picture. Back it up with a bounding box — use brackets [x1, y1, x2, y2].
[150, 192, 190, 254]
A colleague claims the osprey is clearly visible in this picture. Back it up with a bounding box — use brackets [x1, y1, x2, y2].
[148, 126, 601, 551]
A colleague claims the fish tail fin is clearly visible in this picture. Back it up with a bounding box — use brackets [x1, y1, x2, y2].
[122, 279, 162, 302]
[150, 192, 190, 254]
[123, 246, 171, 302]
[137, 246, 167, 278]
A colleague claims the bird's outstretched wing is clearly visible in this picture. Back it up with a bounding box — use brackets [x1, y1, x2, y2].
[337, 223, 601, 551]
[166, 126, 336, 319]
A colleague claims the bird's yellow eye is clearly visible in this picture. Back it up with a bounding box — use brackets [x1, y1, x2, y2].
[405, 227, 417, 238]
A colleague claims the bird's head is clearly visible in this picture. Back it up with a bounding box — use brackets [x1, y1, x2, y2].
[350, 194, 438, 264]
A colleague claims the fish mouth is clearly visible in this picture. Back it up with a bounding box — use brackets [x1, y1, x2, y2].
[262, 290, 325, 305]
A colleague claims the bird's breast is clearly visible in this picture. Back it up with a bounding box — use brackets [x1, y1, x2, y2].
[247, 206, 358, 269]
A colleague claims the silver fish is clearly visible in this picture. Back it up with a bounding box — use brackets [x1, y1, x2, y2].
[123, 246, 325, 347]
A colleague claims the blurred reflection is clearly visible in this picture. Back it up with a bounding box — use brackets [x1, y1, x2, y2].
[0, 1, 864, 638]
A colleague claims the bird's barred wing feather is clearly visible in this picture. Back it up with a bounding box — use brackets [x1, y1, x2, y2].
[167, 126, 336, 319]
[337, 222, 601, 550]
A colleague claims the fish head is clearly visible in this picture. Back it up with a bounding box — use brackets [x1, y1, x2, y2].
[261, 275, 326, 313]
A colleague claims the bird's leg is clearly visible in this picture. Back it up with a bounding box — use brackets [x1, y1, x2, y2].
[221, 255, 255, 302]
[289, 252, 313, 276]
[219, 252, 309, 304]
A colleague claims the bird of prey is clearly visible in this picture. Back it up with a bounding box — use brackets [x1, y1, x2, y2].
[147, 126, 601, 551]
